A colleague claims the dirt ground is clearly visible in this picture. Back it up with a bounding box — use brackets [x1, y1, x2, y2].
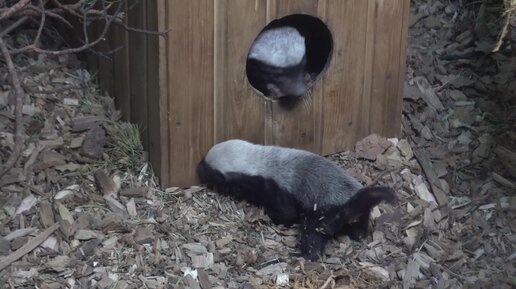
[1, 0, 515, 288]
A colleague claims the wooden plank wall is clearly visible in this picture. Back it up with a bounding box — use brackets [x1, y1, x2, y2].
[95, 0, 409, 187]
[265, 0, 325, 153]
[368, 0, 410, 137]
[164, 0, 215, 187]
[110, 1, 130, 121]
[146, 0, 163, 183]
[321, 0, 374, 154]
[88, 0, 163, 181]
[214, 0, 267, 144]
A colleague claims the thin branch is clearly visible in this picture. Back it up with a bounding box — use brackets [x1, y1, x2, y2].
[0, 37, 26, 179]
[22, 83, 85, 95]
[113, 20, 172, 37]
[0, 223, 60, 271]
[0, 16, 30, 38]
[88, 44, 124, 61]
[33, 0, 47, 48]
[0, 4, 106, 20]
[9, 0, 123, 55]
[88, 14, 172, 37]
[50, 0, 87, 18]
[0, 0, 31, 21]
[24, 3, 73, 29]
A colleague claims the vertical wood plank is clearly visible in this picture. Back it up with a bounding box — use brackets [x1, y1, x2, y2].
[395, 0, 410, 135]
[146, 0, 164, 184]
[128, 0, 148, 148]
[155, 0, 169, 187]
[368, 0, 408, 137]
[214, 0, 266, 144]
[266, 0, 325, 153]
[357, 0, 377, 142]
[111, 1, 130, 120]
[322, 0, 370, 154]
[168, 0, 214, 187]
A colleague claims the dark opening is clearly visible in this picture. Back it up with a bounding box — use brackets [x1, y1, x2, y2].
[245, 14, 333, 104]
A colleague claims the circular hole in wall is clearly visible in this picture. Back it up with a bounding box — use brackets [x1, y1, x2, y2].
[246, 14, 333, 105]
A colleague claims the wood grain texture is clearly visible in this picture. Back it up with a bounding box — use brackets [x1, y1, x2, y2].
[167, 0, 214, 186]
[128, 0, 148, 148]
[86, 0, 410, 188]
[146, 0, 163, 184]
[214, 0, 266, 144]
[266, 0, 324, 153]
[111, 1, 130, 120]
[322, 0, 371, 154]
[357, 0, 377, 142]
[368, 0, 409, 137]
[155, 0, 169, 186]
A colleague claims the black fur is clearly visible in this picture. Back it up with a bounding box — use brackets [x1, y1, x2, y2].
[198, 158, 300, 226]
[246, 57, 308, 102]
[197, 151, 396, 261]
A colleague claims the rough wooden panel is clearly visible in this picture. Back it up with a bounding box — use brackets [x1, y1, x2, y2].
[111, 1, 130, 120]
[266, 0, 324, 153]
[167, 0, 214, 186]
[322, 0, 371, 154]
[86, 0, 410, 188]
[156, 0, 169, 186]
[128, 1, 148, 147]
[146, 1, 162, 184]
[214, 0, 266, 144]
[368, 0, 409, 137]
[357, 0, 377, 142]
[270, 0, 318, 14]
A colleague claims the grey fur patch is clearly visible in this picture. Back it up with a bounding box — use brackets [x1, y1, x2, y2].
[248, 26, 306, 68]
[203, 139, 363, 209]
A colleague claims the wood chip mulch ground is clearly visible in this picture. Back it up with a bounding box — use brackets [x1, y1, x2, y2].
[0, 0, 515, 288]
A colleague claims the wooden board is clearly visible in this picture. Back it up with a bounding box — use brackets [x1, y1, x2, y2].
[155, 0, 170, 187]
[321, 0, 372, 154]
[166, 0, 214, 187]
[86, 0, 410, 188]
[368, 0, 409, 137]
[146, 0, 163, 183]
[128, 0, 149, 148]
[214, 0, 267, 144]
[111, 1, 130, 120]
[265, 0, 325, 153]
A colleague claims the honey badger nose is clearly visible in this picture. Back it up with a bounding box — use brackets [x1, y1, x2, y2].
[279, 74, 308, 98]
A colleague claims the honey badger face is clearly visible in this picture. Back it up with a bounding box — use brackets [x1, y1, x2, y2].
[264, 58, 308, 100]
[247, 26, 309, 101]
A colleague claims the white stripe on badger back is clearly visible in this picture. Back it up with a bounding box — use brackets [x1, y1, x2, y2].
[204, 139, 364, 208]
[248, 26, 306, 67]
[204, 139, 310, 183]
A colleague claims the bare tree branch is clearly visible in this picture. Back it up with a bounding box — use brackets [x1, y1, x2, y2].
[0, 37, 25, 178]
[9, 0, 123, 55]
[0, 0, 30, 21]
[0, 16, 29, 37]
[33, 0, 47, 48]
[0, 0, 171, 178]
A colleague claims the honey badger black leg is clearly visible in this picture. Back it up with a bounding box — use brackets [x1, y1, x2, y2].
[299, 205, 347, 261]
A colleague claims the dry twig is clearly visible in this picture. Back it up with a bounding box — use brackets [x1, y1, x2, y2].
[0, 0, 170, 178]
[0, 37, 25, 179]
[0, 222, 61, 271]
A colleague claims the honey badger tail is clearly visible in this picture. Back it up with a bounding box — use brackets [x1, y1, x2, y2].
[339, 186, 396, 240]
